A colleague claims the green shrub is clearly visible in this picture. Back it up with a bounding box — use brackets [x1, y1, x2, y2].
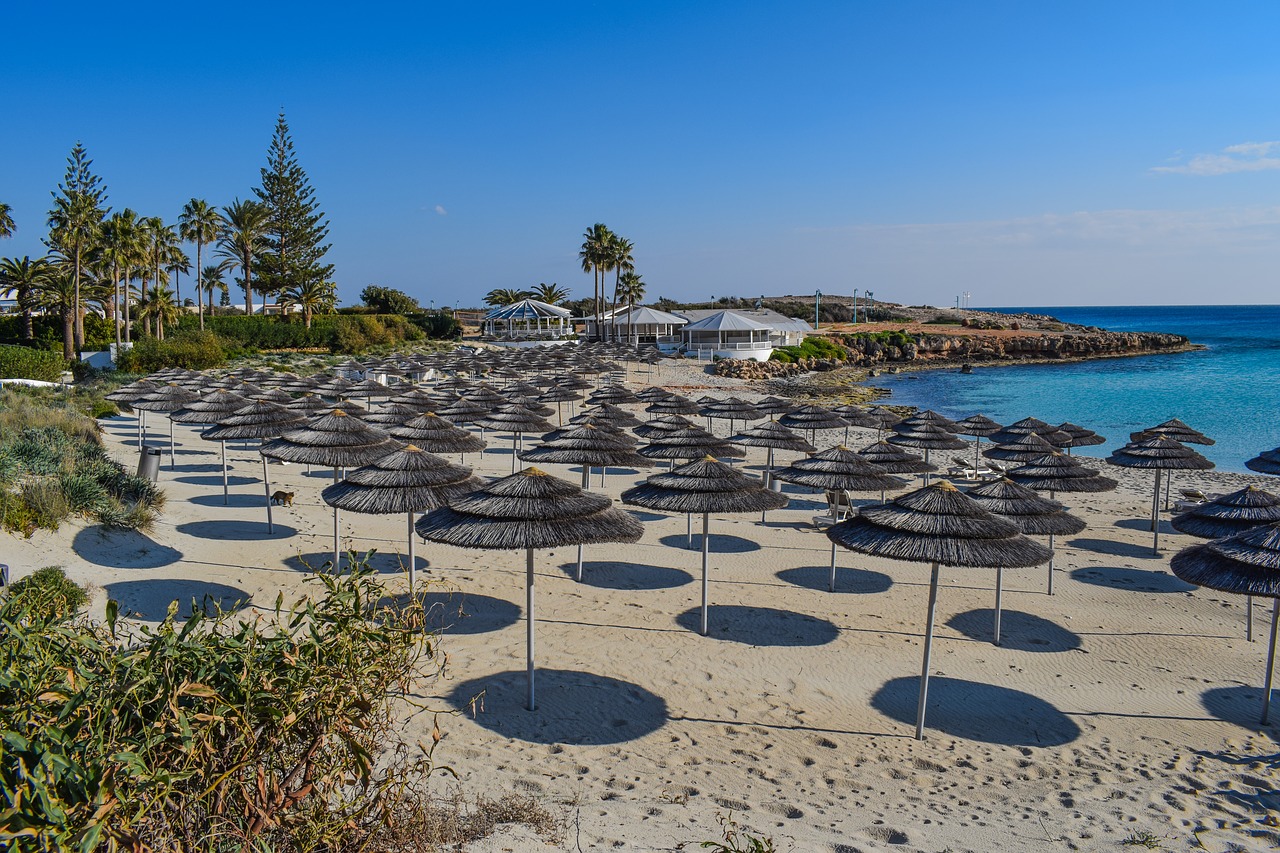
[58, 472, 109, 515]
[19, 479, 69, 530]
[412, 311, 464, 340]
[0, 561, 445, 851]
[924, 314, 963, 325]
[0, 344, 67, 382]
[6, 566, 88, 617]
[116, 329, 227, 372]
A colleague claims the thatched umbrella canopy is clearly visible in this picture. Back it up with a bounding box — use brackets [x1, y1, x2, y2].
[1006, 451, 1119, 495]
[955, 414, 1003, 474]
[1133, 417, 1214, 446]
[647, 394, 701, 417]
[279, 376, 322, 395]
[1246, 448, 1280, 476]
[313, 376, 355, 399]
[779, 405, 850, 444]
[261, 410, 401, 564]
[362, 403, 425, 428]
[829, 404, 878, 444]
[895, 410, 961, 433]
[701, 397, 761, 435]
[251, 388, 292, 404]
[556, 375, 595, 393]
[572, 402, 642, 430]
[1172, 486, 1280, 641]
[622, 457, 788, 635]
[639, 426, 746, 463]
[169, 389, 250, 425]
[346, 378, 398, 404]
[286, 393, 332, 415]
[539, 386, 583, 424]
[416, 467, 643, 710]
[437, 397, 488, 425]
[1170, 522, 1280, 723]
[634, 414, 697, 439]
[826, 480, 1052, 738]
[983, 432, 1062, 463]
[753, 396, 794, 420]
[986, 416, 1061, 447]
[106, 379, 160, 446]
[202, 401, 307, 508]
[588, 385, 639, 406]
[888, 423, 967, 483]
[520, 423, 654, 579]
[966, 477, 1086, 619]
[730, 420, 814, 496]
[1108, 436, 1214, 553]
[857, 440, 938, 476]
[322, 445, 481, 591]
[635, 387, 672, 404]
[133, 384, 201, 470]
[387, 388, 439, 411]
[862, 406, 903, 438]
[389, 412, 487, 459]
[1055, 422, 1105, 452]
[478, 404, 556, 473]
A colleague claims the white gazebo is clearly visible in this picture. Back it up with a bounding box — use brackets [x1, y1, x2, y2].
[584, 305, 688, 347]
[680, 310, 775, 361]
[482, 299, 574, 345]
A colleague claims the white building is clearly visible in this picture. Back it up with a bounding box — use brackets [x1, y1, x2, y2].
[482, 298, 574, 346]
[676, 308, 813, 360]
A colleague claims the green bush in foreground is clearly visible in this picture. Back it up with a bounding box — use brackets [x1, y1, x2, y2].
[5, 566, 88, 618]
[0, 561, 447, 851]
[0, 344, 68, 382]
[769, 335, 847, 363]
[115, 329, 228, 372]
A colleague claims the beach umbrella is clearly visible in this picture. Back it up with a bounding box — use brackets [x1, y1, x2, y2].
[1246, 448, 1280, 476]
[887, 423, 967, 483]
[251, 388, 293, 404]
[133, 384, 200, 470]
[322, 445, 481, 591]
[169, 389, 250, 426]
[572, 402, 643, 430]
[478, 404, 556, 473]
[730, 420, 815, 498]
[634, 414, 697, 440]
[1170, 522, 1280, 723]
[348, 377, 398, 405]
[701, 397, 762, 436]
[639, 426, 746, 464]
[826, 480, 1052, 739]
[622, 457, 788, 635]
[635, 387, 672, 404]
[1055, 422, 1105, 454]
[105, 379, 159, 448]
[864, 407, 903, 439]
[965, 478, 1086, 639]
[286, 393, 332, 415]
[857, 440, 938, 478]
[1107, 436, 1214, 554]
[1172, 486, 1280, 641]
[955, 414, 1003, 476]
[362, 403, 425, 428]
[437, 397, 488, 425]
[754, 396, 795, 419]
[539, 386, 583, 424]
[387, 388, 440, 411]
[202, 401, 307, 512]
[261, 410, 401, 568]
[983, 432, 1063, 465]
[986, 417, 1065, 447]
[519, 423, 653, 579]
[646, 394, 701, 418]
[779, 405, 850, 445]
[1132, 417, 1215, 446]
[416, 467, 643, 710]
[389, 412, 487, 460]
[773, 446, 908, 590]
[831, 404, 880, 444]
[895, 410, 961, 433]
[588, 384, 640, 406]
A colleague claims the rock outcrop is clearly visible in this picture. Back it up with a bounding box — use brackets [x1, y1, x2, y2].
[839, 330, 1192, 366]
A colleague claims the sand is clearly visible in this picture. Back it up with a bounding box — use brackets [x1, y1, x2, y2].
[8, 360, 1280, 852]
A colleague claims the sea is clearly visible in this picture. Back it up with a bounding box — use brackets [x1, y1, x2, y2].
[865, 305, 1280, 473]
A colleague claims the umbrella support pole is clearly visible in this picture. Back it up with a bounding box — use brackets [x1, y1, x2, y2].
[1248, 596, 1254, 642]
[407, 512, 416, 593]
[138, 409, 144, 448]
[1263, 598, 1279, 725]
[1165, 471, 1172, 511]
[221, 442, 229, 505]
[701, 512, 711, 630]
[333, 468, 341, 570]
[993, 567, 1004, 646]
[1151, 470, 1163, 554]
[526, 547, 536, 711]
[762, 448, 774, 524]
[261, 454, 274, 534]
[1047, 534, 1055, 596]
[974, 437, 982, 479]
[916, 562, 941, 740]
[829, 541, 838, 593]
[169, 418, 176, 471]
[687, 513, 692, 549]
[577, 463, 591, 580]
[924, 449, 931, 485]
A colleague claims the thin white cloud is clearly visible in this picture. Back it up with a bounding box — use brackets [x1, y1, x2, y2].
[1152, 141, 1280, 176]
[433, 204, 447, 215]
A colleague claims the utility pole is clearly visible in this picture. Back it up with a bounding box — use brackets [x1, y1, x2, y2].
[814, 290, 822, 330]
[853, 288, 859, 324]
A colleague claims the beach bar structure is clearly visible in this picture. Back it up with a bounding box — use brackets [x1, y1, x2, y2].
[482, 298, 574, 345]
[581, 305, 689, 346]
[679, 310, 776, 361]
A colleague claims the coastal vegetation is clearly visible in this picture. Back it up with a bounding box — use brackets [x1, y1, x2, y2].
[0, 388, 163, 535]
[768, 336, 848, 363]
[0, 343, 68, 381]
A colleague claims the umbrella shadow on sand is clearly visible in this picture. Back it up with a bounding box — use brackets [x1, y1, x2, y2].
[284, 550, 411, 575]
[777, 565, 893, 595]
[871, 676, 1081, 746]
[175, 520, 298, 541]
[187, 493, 270, 508]
[556, 560, 693, 591]
[379, 590, 521, 636]
[175, 474, 258, 487]
[1201, 686, 1280, 730]
[1069, 566, 1196, 593]
[73, 527, 184, 569]
[105, 579, 249, 621]
[676, 605, 840, 646]
[946, 608, 1083, 652]
[446, 669, 668, 745]
[658, 533, 761, 553]
[1066, 537, 1162, 560]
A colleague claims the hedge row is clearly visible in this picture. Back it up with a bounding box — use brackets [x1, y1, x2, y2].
[0, 345, 68, 382]
[175, 314, 435, 352]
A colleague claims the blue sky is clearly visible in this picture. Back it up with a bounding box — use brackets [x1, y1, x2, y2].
[4, 1, 1280, 308]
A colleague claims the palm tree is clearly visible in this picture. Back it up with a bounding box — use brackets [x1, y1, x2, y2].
[201, 262, 230, 316]
[217, 199, 268, 316]
[166, 249, 191, 308]
[281, 278, 336, 328]
[484, 288, 532, 306]
[142, 218, 180, 333]
[617, 271, 645, 311]
[31, 264, 79, 359]
[178, 199, 224, 331]
[578, 223, 613, 340]
[0, 203, 14, 239]
[135, 285, 181, 339]
[608, 235, 634, 341]
[0, 256, 54, 340]
[47, 192, 106, 354]
[100, 210, 140, 350]
[530, 282, 569, 305]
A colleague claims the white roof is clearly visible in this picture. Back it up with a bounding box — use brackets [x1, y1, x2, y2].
[600, 305, 688, 326]
[681, 310, 773, 332]
[485, 298, 573, 321]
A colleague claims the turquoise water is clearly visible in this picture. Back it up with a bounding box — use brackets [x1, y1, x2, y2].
[867, 305, 1280, 473]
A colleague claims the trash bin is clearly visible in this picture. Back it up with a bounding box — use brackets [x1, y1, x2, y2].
[137, 446, 162, 481]
[0, 564, 9, 588]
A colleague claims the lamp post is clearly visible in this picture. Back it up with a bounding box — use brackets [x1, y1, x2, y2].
[814, 290, 822, 330]
[853, 288, 859, 324]
[866, 291, 874, 317]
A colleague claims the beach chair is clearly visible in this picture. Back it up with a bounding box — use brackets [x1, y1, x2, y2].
[948, 456, 994, 480]
[822, 490, 855, 522]
[985, 462, 1007, 479]
[1180, 489, 1208, 503]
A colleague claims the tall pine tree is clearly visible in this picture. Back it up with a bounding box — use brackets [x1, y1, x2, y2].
[253, 112, 333, 303]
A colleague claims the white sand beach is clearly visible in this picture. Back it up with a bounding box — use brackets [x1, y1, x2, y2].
[7, 362, 1280, 852]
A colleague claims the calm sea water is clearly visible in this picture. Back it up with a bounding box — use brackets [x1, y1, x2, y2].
[866, 305, 1280, 473]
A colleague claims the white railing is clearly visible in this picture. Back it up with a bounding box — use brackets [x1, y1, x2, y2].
[686, 341, 772, 351]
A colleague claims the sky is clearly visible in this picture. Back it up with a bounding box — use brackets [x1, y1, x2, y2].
[4, 1, 1280, 309]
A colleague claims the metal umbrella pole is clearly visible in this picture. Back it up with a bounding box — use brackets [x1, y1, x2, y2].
[916, 562, 942, 740]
